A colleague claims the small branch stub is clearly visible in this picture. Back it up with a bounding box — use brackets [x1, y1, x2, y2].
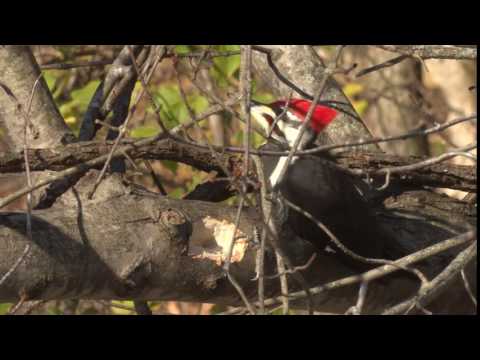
[160, 208, 192, 255]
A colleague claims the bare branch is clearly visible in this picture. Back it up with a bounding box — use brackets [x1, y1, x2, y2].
[356, 55, 409, 78]
[40, 59, 113, 70]
[345, 281, 369, 315]
[375, 45, 477, 60]
[258, 230, 475, 309]
[461, 268, 477, 307]
[0, 137, 475, 211]
[382, 241, 477, 315]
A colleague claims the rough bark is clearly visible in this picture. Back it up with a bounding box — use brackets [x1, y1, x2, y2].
[0, 172, 475, 313]
[0, 173, 260, 304]
[0, 45, 476, 314]
[251, 45, 378, 152]
[0, 141, 475, 193]
[345, 46, 430, 156]
[0, 46, 71, 152]
[375, 45, 477, 61]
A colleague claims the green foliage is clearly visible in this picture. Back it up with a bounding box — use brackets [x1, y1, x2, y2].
[110, 300, 135, 315]
[69, 80, 101, 111]
[152, 84, 209, 128]
[172, 45, 241, 93]
[430, 141, 448, 156]
[233, 129, 243, 146]
[129, 126, 160, 138]
[78, 306, 101, 315]
[43, 69, 102, 135]
[43, 71, 58, 94]
[168, 187, 186, 199]
[60, 80, 101, 135]
[46, 306, 64, 315]
[343, 82, 369, 116]
[54, 46, 77, 60]
[210, 45, 241, 88]
[162, 160, 178, 173]
[252, 130, 266, 148]
[43, 70, 72, 101]
[189, 94, 209, 116]
[209, 304, 228, 314]
[0, 303, 11, 314]
[174, 45, 193, 55]
[212, 45, 241, 76]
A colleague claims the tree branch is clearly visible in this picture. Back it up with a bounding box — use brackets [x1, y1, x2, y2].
[375, 45, 477, 60]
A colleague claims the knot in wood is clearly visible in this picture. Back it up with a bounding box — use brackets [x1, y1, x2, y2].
[160, 208, 192, 255]
[161, 208, 187, 227]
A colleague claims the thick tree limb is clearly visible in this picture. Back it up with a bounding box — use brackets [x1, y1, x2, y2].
[0, 46, 72, 152]
[0, 173, 262, 304]
[0, 45, 476, 314]
[78, 45, 146, 141]
[0, 140, 475, 193]
[0, 172, 475, 313]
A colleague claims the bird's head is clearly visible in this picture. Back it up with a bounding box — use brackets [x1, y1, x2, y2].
[250, 98, 338, 148]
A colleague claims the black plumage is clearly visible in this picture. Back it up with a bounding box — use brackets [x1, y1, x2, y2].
[260, 141, 396, 271]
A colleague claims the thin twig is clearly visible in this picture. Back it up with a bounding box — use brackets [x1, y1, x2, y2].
[221, 196, 256, 315]
[382, 241, 477, 315]
[127, 45, 171, 136]
[275, 251, 289, 315]
[257, 230, 475, 309]
[345, 281, 369, 315]
[374, 45, 477, 60]
[241, 45, 253, 184]
[260, 253, 317, 280]
[7, 294, 28, 314]
[283, 197, 428, 285]
[375, 170, 391, 191]
[173, 58, 256, 315]
[365, 144, 477, 177]
[254, 227, 266, 314]
[40, 59, 113, 70]
[87, 47, 159, 199]
[78, 45, 144, 141]
[461, 268, 477, 307]
[266, 92, 293, 140]
[8, 300, 46, 315]
[1, 121, 475, 211]
[0, 243, 31, 286]
[185, 114, 477, 158]
[251, 153, 314, 315]
[0, 98, 239, 210]
[144, 160, 167, 195]
[284, 115, 477, 157]
[250, 45, 358, 120]
[356, 55, 409, 78]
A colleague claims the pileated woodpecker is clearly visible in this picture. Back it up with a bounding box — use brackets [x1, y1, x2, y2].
[251, 99, 398, 270]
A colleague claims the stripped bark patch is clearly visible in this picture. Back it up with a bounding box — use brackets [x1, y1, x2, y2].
[189, 216, 248, 266]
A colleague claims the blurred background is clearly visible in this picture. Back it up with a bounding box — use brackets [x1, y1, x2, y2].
[0, 45, 476, 314]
